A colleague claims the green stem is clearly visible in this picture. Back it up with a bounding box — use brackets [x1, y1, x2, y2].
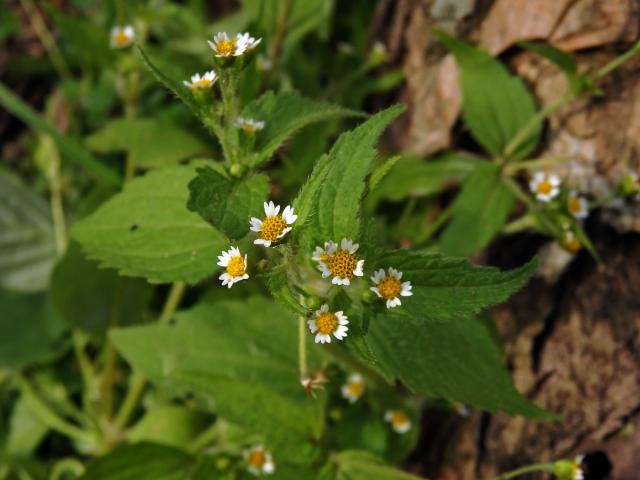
[298, 315, 308, 379]
[502, 214, 536, 235]
[486, 463, 555, 480]
[594, 40, 640, 80]
[504, 94, 573, 159]
[158, 281, 187, 324]
[72, 331, 95, 414]
[503, 156, 571, 175]
[269, 0, 294, 62]
[417, 202, 455, 245]
[18, 377, 97, 446]
[219, 72, 240, 165]
[502, 176, 537, 209]
[187, 420, 227, 453]
[50, 458, 86, 480]
[46, 137, 68, 255]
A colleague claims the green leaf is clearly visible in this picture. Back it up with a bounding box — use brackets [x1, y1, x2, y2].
[312, 105, 405, 242]
[266, 269, 307, 316]
[433, 31, 540, 160]
[79, 443, 194, 480]
[5, 395, 48, 456]
[110, 297, 325, 463]
[363, 311, 553, 419]
[440, 163, 515, 257]
[86, 118, 209, 168]
[0, 289, 65, 370]
[187, 166, 269, 240]
[330, 451, 425, 480]
[292, 153, 331, 228]
[519, 42, 576, 77]
[50, 243, 153, 333]
[242, 90, 363, 167]
[0, 172, 57, 293]
[0, 82, 121, 187]
[129, 405, 209, 448]
[371, 250, 537, 322]
[367, 153, 477, 204]
[72, 164, 227, 284]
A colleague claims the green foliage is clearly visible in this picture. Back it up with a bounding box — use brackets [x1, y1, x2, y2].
[187, 166, 270, 240]
[86, 118, 210, 168]
[327, 451, 425, 480]
[309, 105, 405, 242]
[242, 90, 364, 167]
[434, 31, 541, 160]
[0, 172, 57, 293]
[72, 164, 227, 283]
[110, 297, 325, 463]
[128, 405, 209, 448]
[440, 163, 515, 257]
[50, 243, 152, 333]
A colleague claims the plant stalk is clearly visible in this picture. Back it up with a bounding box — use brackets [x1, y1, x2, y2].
[486, 463, 555, 480]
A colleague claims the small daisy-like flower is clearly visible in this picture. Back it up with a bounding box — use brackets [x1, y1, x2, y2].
[341, 373, 365, 404]
[183, 71, 217, 90]
[529, 172, 561, 202]
[370, 267, 412, 308]
[217, 246, 249, 288]
[567, 192, 589, 220]
[235, 117, 265, 134]
[243, 445, 275, 476]
[307, 304, 348, 344]
[385, 410, 412, 434]
[236, 32, 262, 52]
[561, 230, 582, 254]
[312, 238, 365, 286]
[250, 201, 297, 247]
[208, 32, 244, 57]
[110, 25, 135, 49]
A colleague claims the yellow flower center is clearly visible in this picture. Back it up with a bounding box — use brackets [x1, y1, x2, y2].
[327, 250, 358, 279]
[216, 39, 236, 56]
[316, 312, 338, 335]
[390, 411, 409, 429]
[347, 382, 363, 398]
[563, 237, 582, 253]
[242, 123, 256, 134]
[537, 180, 552, 195]
[247, 450, 266, 470]
[377, 276, 401, 299]
[260, 215, 287, 243]
[568, 196, 581, 213]
[226, 256, 246, 277]
[192, 79, 211, 89]
[114, 31, 131, 46]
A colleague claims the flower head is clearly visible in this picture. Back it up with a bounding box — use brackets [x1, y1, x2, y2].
[183, 71, 217, 90]
[236, 32, 262, 52]
[312, 238, 364, 286]
[341, 373, 365, 404]
[243, 445, 275, 476]
[110, 25, 135, 49]
[385, 410, 411, 434]
[553, 456, 584, 480]
[236, 117, 265, 135]
[307, 304, 348, 344]
[370, 267, 412, 308]
[217, 246, 249, 288]
[567, 192, 589, 220]
[250, 202, 297, 247]
[560, 230, 582, 254]
[208, 32, 261, 58]
[530, 172, 561, 202]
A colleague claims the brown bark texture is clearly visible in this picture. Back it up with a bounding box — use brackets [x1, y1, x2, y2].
[376, 1, 640, 478]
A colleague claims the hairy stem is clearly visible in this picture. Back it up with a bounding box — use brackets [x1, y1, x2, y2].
[298, 315, 308, 379]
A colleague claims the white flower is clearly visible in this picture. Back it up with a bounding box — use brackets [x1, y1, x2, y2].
[243, 445, 275, 476]
[571, 455, 585, 480]
[110, 25, 135, 49]
[236, 117, 265, 134]
[529, 172, 561, 202]
[208, 32, 261, 58]
[183, 70, 217, 90]
[312, 238, 364, 286]
[370, 267, 412, 308]
[307, 304, 348, 344]
[217, 246, 249, 288]
[250, 201, 297, 247]
[341, 373, 365, 404]
[385, 410, 411, 434]
[567, 192, 589, 220]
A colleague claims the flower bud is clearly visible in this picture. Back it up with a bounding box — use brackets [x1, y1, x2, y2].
[229, 163, 245, 178]
[616, 173, 639, 197]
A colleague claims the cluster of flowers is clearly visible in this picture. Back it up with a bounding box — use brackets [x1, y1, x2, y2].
[218, 202, 414, 344]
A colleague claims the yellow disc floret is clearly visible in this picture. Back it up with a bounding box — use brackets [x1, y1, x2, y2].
[328, 250, 358, 280]
[568, 196, 581, 213]
[247, 450, 266, 470]
[377, 276, 402, 300]
[316, 312, 338, 335]
[537, 180, 552, 195]
[216, 39, 236, 56]
[347, 382, 363, 398]
[390, 411, 409, 428]
[114, 31, 130, 47]
[226, 256, 246, 277]
[259, 216, 287, 243]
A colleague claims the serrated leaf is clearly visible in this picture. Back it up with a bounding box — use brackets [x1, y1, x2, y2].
[312, 105, 404, 243]
[266, 269, 307, 316]
[242, 90, 364, 167]
[110, 297, 324, 463]
[371, 251, 537, 322]
[129, 405, 209, 448]
[0, 173, 57, 292]
[50, 243, 152, 333]
[292, 153, 331, 228]
[363, 311, 553, 419]
[72, 164, 227, 284]
[434, 31, 540, 160]
[187, 166, 269, 240]
[86, 118, 209, 168]
[440, 163, 515, 257]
